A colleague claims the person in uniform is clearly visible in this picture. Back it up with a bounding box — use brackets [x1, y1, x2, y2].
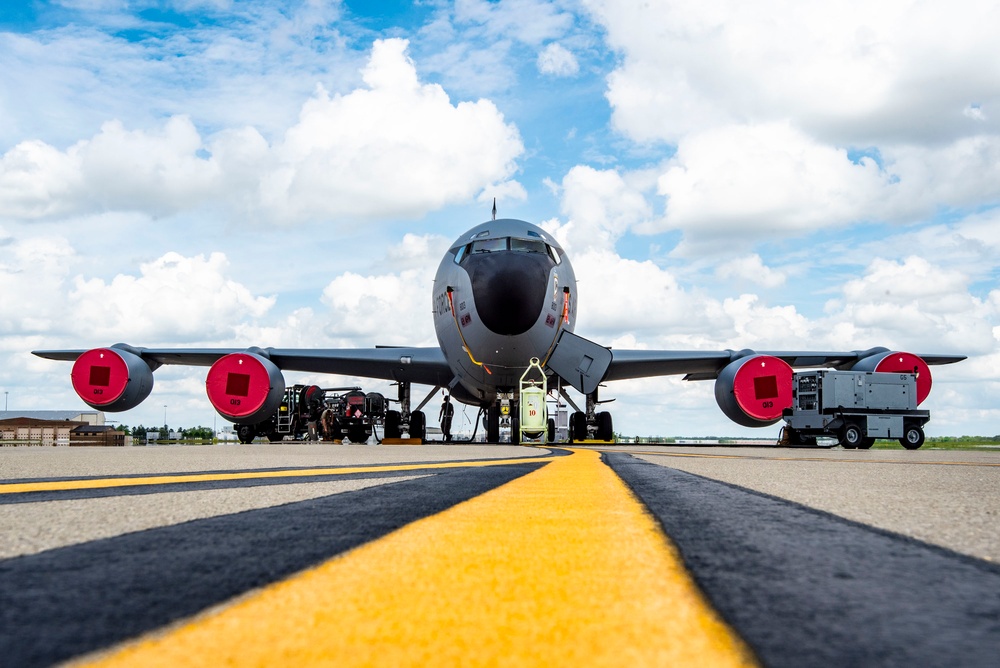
[439, 394, 454, 442]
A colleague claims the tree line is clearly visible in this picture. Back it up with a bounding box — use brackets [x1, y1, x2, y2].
[114, 425, 216, 440]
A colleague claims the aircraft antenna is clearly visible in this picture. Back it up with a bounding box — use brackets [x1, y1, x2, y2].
[492, 198, 496, 221]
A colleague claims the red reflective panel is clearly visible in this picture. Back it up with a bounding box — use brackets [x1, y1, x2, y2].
[733, 356, 793, 422]
[205, 354, 272, 419]
[89, 365, 112, 387]
[754, 375, 779, 400]
[874, 352, 932, 405]
[71, 349, 128, 406]
[226, 373, 251, 397]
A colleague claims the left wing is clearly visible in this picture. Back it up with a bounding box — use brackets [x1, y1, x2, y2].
[32, 346, 454, 387]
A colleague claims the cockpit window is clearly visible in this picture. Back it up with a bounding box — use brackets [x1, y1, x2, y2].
[509, 238, 547, 254]
[470, 238, 508, 253]
[547, 244, 562, 265]
[455, 236, 562, 265]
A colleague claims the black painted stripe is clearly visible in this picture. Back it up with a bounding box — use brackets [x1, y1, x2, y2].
[0, 463, 542, 668]
[605, 452, 1000, 668]
[0, 468, 436, 504]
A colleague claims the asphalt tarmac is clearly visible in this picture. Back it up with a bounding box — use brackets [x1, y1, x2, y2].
[2, 443, 999, 666]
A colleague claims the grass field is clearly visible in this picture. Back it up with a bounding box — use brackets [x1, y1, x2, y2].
[872, 436, 1000, 450]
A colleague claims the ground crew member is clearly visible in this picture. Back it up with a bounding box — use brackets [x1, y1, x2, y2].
[439, 394, 454, 442]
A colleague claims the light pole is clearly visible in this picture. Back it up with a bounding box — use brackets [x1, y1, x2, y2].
[163, 405, 167, 429]
[4, 391, 7, 412]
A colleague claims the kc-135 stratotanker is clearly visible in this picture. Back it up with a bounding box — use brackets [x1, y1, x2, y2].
[34, 217, 965, 444]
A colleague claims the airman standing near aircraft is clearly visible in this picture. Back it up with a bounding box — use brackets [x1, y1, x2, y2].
[439, 394, 454, 443]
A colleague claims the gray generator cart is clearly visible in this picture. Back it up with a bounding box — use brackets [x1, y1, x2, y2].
[782, 370, 929, 449]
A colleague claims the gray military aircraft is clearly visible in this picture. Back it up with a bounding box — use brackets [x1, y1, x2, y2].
[34, 217, 965, 443]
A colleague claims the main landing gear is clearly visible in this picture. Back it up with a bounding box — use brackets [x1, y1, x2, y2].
[384, 381, 427, 441]
[567, 387, 613, 443]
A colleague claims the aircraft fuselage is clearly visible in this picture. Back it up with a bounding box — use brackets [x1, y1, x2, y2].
[432, 219, 577, 406]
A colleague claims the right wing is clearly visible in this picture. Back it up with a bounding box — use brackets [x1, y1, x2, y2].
[604, 347, 967, 382]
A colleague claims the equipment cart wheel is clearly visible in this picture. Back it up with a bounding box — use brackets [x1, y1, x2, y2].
[859, 437, 876, 449]
[547, 418, 556, 443]
[900, 425, 925, 450]
[840, 422, 863, 449]
[236, 424, 256, 444]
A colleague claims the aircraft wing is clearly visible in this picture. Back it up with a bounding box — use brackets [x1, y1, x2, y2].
[32, 346, 454, 388]
[603, 348, 967, 383]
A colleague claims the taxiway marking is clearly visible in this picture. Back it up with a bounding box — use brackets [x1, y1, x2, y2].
[83, 449, 756, 667]
[0, 456, 558, 496]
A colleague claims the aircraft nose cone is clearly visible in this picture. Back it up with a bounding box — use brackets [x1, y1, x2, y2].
[466, 252, 551, 336]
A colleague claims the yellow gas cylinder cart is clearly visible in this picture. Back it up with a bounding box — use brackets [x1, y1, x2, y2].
[519, 357, 548, 444]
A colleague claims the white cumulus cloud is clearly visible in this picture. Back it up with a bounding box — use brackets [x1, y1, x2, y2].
[0, 39, 525, 226]
[537, 43, 579, 77]
[68, 252, 276, 342]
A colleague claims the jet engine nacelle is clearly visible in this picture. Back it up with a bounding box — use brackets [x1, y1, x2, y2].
[71, 346, 155, 412]
[205, 351, 285, 424]
[851, 351, 932, 404]
[715, 354, 794, 427]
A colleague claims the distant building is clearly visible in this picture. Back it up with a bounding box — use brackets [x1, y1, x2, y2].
[70, 424, 128, 447]
[0, 410, 104, 425]
[0, 411, 129, 446]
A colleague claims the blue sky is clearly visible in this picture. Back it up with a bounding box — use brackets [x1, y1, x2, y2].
[2, 0, 999, 437]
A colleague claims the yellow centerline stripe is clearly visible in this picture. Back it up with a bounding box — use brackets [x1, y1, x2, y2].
[83, 448, 757, 667]
[0, 456, 557, 495]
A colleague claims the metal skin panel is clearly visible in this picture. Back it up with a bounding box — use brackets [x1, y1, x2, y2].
[546, 330, 613, 395]
[866, 414, 904, 438]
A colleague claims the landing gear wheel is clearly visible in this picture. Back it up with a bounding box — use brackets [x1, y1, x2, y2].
[409, 411, 426, 442]
[900, 425, 925, 450]
[384, 410, 401, 439]
[860, 437, 876, 450]
[236, 424, 256, 444]
[570, 411, 587, 442]
[841, 422, 863, 449]
[547, 417, 556, 443]
[596, 411, 613, 442]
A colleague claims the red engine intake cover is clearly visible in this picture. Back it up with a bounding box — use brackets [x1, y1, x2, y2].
[72, 348, 129, 406]
[852, 351, 932, 405]
[715, 354, 793, 427]
[205, 352, 285, 423]
[71, 347, 154, 412]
